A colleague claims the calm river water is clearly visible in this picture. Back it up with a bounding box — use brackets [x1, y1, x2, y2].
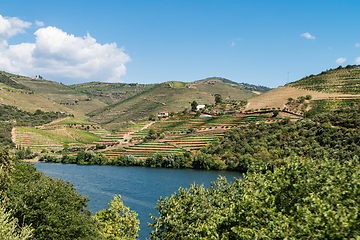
[33, 163, 243, 239]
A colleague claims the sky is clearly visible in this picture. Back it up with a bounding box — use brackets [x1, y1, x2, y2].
[0, 0, 360, 88]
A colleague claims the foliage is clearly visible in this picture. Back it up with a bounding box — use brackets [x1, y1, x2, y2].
[191, 100, 198, 111]
[272, 109, 279, 117]
[0, 104, 67, 148]
[150, 156, 360, 239]
[96, 143, 107, 149]
[6, 161, 101, 240]
[149, 114, 156, 121]
[195, 110, 201, 117]
[0, 202, 33, 240]
[214, 94, 222, 105]
[289, 64, 360, 94]
[0, 147, 14, 196]
[0, 73, 30, 91]
[95, 195, 140, 239]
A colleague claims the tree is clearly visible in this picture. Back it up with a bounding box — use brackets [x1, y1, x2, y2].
[297, 95, 306, 103]
[305, 94, 312, 100]
[0, 202, 33, 240]
[191, 101, 198, 111]
[195, 110, 201, 117]
[149, 114, 156, 121]
[95, 195, 140, 240]
[0, 147, 13, 196]
[214, 94, 222, 105]
[6, 162, 101, 240]
[150, 156, 360, 239]
[272, 109, 279, 117]
[148, 129, 157, 139]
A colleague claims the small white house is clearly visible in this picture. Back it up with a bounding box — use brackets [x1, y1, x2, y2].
[197, 105, 205, 111]
[158, 111, 169, 117]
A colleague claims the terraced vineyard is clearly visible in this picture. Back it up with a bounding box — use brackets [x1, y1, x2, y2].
[14, 127, 64, 152]
[13, 118, 104, 152]
[288, 65, 360, 95]
[102, 132, 225, 158]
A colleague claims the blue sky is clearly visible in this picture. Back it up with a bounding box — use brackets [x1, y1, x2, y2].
[1, 0, 360, 87]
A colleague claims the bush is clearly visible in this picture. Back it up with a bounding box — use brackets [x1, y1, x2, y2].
[150, 156, 360, 239]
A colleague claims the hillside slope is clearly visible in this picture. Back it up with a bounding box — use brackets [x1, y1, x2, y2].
[88, 81, 256, 130]
[245, 65, 360, 111]
[288, 64, 360, 94]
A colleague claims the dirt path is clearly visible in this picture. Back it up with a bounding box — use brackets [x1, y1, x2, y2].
[94, 121, 156, 153]
[123, 121, 155, 140]
[11, 127, 16, 147]
[37, 116, 70, 129]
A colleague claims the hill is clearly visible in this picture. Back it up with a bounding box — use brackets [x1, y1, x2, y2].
[87, 81, 256, 130]
[195, 77, 271, 93]
[244, 65, 360, 112]
[287, 64, 360, 94]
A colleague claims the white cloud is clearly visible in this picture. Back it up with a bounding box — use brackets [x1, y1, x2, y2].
[0, 17, 131, 83]
[356, 57, 360, 64]
[0, 15, 32, 42]
[35, 20, 44, 27]
[335, 57, 346, 64]
[231, 42, 235, 47]
[355, 42, 360, 48]
[301, 32, 315, 40]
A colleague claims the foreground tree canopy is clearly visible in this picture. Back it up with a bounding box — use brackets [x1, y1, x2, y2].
[150, 155, 360, 239]
[95, 195, 140, 239]
[0, 148, 140, 240]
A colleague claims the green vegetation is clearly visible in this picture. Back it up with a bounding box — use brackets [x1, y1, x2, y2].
[0, 72, 31, 91]
[288, 64, 360, 94]
[0, 105, 68, 148]
[53, 117, 93, 125]
[69, 81, 155, 105]
[195, 77, 272, 93]
[95, 195, 140, 239]
[0, 201, 33, 239]
[87, 81, 255, 130]
[0, 148, 140, 239]
[149, 155, 360, 239]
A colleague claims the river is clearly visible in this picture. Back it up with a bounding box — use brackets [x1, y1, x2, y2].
[33, 163, 243, 239]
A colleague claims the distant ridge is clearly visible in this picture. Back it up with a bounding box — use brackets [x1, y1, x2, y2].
[195, 77, 271, 93]
[287, 64, 360, 94]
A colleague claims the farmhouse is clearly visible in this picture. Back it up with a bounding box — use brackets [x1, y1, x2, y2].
[197, 105, 205, 110]
[158, 111, 169, 117]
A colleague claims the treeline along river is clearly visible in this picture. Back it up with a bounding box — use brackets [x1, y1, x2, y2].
[33, 163, 243, 239]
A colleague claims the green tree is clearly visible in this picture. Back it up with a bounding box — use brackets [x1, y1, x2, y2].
[305, 94, 312, 100]
[214, 94, 222, 105]
[149, 114, 156, 121]
[150, 156, 360, 239]
[95, 195, 140, 240]
[195, 110, 201, 117]
[0, 147, 13, 196]
[6, 162, 101, 240]
[148, 129, 157, 139]
[273, 109, 279, 117]
[297, 95, 306, 103]
[191, 101, 198, 111]
[0, 202, 33, 240]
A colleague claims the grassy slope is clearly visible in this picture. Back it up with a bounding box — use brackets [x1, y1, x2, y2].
[288, 65, 360, 94]
[195, 77, 272, 93]
[88, 81, 256, 130]
[245, 65, 360, 111]
[69, 82, 155, 104]
[0, 83, 83, 118]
